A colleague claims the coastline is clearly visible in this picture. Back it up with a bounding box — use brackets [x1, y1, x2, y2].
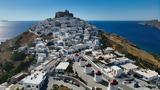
[140, 20, 160, 30]
[100, 31, 160, 72]
[0, 19, 160, 74]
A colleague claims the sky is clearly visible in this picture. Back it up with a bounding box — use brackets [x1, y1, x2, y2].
[0, 0, 160, 21]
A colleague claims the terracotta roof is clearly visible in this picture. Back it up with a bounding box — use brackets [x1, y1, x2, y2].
[110, 79, 118, 85]
[85, 63, 91, 67]
[95, 71, 102, 75]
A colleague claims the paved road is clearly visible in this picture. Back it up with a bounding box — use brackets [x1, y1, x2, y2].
[73, 62, 108, 90]
[82, 54, 134, 90]
[43, 59, 60, 74]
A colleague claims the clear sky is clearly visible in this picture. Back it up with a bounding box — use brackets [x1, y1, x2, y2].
[0, 0, 160, 21]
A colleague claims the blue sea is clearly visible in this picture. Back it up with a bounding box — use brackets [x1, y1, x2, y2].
[0, 21, 38, 42]
[0, 21, 160, 55]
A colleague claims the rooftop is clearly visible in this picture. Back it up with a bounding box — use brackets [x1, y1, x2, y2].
[111, 66, 122, 70]
[56, 62, 69, 70]
[21, 71, 47, 85]
[135, 69, 158, 78]
[121, 63, 138, 70]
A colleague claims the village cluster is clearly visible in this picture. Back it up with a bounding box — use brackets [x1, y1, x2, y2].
[0, 10, 160, 90]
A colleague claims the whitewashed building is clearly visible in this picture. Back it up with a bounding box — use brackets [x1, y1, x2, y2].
[121, 63, 138, 74]
[79, 57, 86, 67]
[108, 79, 119, 90]
[55, 62, 69, 73]
[111, 66, 123, 77]
[84, 63, 93, 74]
[73, 53, 80, 62]
[134, 69, 158, 81]
[94, 71, 103, 82]
[21, 71, 47, 90]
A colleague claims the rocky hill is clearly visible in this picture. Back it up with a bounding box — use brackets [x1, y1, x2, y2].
[18, 11, 160, 71]
[0, 10, 160, 83]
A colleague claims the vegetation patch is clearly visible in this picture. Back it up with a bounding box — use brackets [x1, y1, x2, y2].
[11, 51, 26, 61]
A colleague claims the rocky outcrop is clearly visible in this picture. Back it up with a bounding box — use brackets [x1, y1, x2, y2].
[55, 10, 74, 18]
[140, 19, 160, 30]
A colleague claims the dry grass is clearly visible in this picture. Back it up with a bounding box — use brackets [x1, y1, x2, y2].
[103, 33, 160, 68]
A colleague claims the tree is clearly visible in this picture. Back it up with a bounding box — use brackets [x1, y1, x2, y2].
[11, 51, 26, 61]
[2, 61, 14, 72]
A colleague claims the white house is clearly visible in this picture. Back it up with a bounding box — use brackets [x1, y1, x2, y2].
[94, 71, 103, 82]
[108, 79, 119, 90]
[21, 71, 47, 90]
[111, 66, 123, 77]
[121, 63, 138, 73]
[57, 40, 65, 46]
[36, 42, 47, 53]
[71, 44, 88, 51]
[84, 63, 93, 74]
[37, 53, 47, 63]
[134, 69, 158, 81]
[73, 53, 80, 62]
[109, 57, 134, 65]
[59, 49, 68, 56]
[93, 39, 100, 50]
[79, 57, 86, 67]
[104, 47, 114, 53]
[55, 62, 69, 73]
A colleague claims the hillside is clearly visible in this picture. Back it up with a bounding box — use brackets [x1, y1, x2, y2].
[0, 10, 160, 83]
[0, 31, 37, 83]
[100, 32, 160, 72]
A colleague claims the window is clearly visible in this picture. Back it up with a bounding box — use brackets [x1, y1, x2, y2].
[27, 85, 31, 88]
[36, 85, 39, 88]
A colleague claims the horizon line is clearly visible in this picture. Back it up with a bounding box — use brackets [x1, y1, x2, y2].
[1, 19, 159, 22]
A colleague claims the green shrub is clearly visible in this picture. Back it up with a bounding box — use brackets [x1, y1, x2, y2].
[2, 61, 14, 72]
[11, 51, 26, 61]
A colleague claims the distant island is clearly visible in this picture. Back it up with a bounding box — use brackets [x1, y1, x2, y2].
[140, 19, 160, 30]
[0, 20, 9, 22]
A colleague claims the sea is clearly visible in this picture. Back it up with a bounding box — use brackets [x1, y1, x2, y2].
[0, 21, 160, 55]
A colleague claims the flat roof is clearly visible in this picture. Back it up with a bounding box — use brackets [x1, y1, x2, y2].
[56, 62, 69, 70]
[103, 54, 116, 59]
[22, 71, 47, 85]
[109, 57, 134, 63]
[121, 63, 138, 70]
[135, 69, 158, 78]
[111, 66, 121, 70]
[105, 47, 114, 51]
